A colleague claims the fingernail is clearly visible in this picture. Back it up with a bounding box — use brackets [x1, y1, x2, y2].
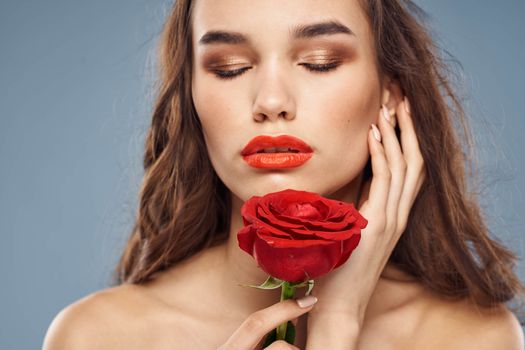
[381, 104, 391, 123]
[371, 124, 381, 142]
[296, 295, 318, 308]
[404, 97, 410, 114]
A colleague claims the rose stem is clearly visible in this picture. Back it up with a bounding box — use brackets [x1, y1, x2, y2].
[276, 281, 296, 342]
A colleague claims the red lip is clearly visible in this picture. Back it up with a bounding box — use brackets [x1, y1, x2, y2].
[241, 135, 314, 169]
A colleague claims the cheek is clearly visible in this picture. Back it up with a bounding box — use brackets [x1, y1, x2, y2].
[297, 64, 380, 194]
[192, 77, 232, 151]
[302, 64, 380, 149]
[192, 73, 247, 174]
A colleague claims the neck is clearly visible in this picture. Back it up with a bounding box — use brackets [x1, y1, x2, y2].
[219, 195, 282, 315]
[151, 172, 416, 324]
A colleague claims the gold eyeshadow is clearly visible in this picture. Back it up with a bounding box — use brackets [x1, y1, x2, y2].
[200, 40, 356, 69]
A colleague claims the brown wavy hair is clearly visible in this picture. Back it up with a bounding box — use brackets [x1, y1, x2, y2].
[111, 0, 525, 322]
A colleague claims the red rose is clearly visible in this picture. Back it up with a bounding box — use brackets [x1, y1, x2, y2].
[237, 189, 368, 283]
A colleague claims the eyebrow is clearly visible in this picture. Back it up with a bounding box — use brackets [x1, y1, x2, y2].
[198, 20, 355, 46]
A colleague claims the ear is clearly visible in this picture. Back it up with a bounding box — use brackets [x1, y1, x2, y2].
[380, 76, 403, 118]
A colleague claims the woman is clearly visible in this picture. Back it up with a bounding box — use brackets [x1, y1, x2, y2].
[44, 0, 525, 349]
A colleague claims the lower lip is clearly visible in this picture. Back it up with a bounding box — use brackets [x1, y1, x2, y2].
[242, 152, 313, 169]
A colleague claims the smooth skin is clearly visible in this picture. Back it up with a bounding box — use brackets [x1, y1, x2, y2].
[218, 296, 318, 350]
[43, 0, 524, 348]
[306, 96, 426, 348]
[218, 95, 425, 349]
[217, 97, 523, 350]
[43, 100, 522, 350]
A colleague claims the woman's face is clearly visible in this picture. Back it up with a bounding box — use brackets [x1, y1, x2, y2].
[191, 0, 386, 203]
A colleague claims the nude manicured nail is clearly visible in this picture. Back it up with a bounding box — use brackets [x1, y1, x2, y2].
[371, 124, 381, 142]
[296, 295, 318, 308]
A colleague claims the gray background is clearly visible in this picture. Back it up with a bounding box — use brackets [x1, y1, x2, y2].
[1, 1, 524, 348]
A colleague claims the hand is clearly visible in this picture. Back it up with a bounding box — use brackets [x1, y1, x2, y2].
[308, 97, 426, 326]
[218, 295, 318, 350]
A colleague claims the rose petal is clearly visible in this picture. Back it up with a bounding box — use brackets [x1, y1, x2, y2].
[240, 197, 261, 224]
[275, 210, 356, 229]
[251, 214, 318, 239]
[256, 229, 334, 248]
[252, 219, 296, 239]
[257, 206, 304, 229]
[326, 202, 355, 216]
[356, 214, 368, 229]
[253, 221, 319, 241]
[256, 219, 316, 238]
[283, 215, 356, 231]
[332, 234, 361, 269]
[262, 189, 322, 212]
[238, 189, 368, 283]
[292, 226, 361, 241]
[284, 202, 321, 220]
[252, 234, 342, 282]
[237, 225, 256, 255]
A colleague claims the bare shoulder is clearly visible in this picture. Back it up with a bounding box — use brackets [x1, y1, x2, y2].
[42, 283, 183, 350]
[42, 284, 143, 349]
[417, 294, 524, 350]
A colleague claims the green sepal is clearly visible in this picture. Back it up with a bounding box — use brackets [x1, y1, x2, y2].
[288, 279, 315, 295]
[237, 275, 284, 290]
[305, 279, 315, 296]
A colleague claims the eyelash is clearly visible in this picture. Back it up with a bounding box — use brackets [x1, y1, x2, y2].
[212, 62, 341, 80]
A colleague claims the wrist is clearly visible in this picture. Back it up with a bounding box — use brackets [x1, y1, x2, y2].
[307, 302, 367, 328]
[305, 312, 362, 350]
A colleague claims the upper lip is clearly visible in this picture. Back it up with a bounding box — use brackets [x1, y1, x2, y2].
[241, 135, 313, 156]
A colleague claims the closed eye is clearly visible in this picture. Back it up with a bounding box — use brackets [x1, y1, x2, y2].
[211, 62, 341, 80]
[300, 62, 341, 73]
[212, 67, 250, 79]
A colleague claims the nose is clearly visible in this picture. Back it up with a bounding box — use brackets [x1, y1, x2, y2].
[251, 64, 296, 123]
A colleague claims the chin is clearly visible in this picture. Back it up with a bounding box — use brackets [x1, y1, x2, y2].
[229, 177, 312, 201]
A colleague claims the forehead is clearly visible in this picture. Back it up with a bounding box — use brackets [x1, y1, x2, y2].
[191, 0, 370, 47]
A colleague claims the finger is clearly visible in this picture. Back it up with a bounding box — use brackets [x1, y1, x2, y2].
[377, 104, 407, 228]
[396, 97, 423, 165]
[256, 319, 300, 350]
[263, 340, 300, 349]
[396, 98, 426, 231]
[361, 124, 390, 222]
[357, 178, 371, 210]
[397, 162, 425, 231]
[221, 296, 317, 350]
[290, 316, 299, 328]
